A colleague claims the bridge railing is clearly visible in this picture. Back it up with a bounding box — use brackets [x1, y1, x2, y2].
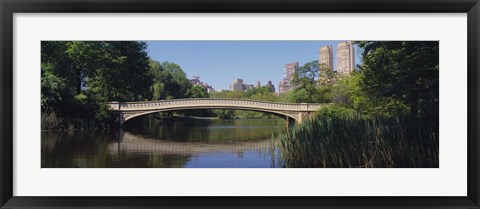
[108, 98, 328, 112]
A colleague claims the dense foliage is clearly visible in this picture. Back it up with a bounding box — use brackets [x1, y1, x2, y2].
[41, 41, 207, 130]
[41, 41, 152, 130]
[357, 41, 439, 118]
[149, 60, 194, 100]
[276, 41, 439, 167]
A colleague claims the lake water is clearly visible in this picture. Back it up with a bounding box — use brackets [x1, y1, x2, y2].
[41, 118, 285, 168]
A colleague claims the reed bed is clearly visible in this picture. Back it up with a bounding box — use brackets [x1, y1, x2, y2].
[277, 115, 438, 168]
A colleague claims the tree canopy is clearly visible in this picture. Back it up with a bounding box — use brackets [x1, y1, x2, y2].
[356, 41, 439, 117]
[42, 41, 200, 128]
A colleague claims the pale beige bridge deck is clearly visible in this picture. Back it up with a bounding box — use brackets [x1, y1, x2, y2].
[108, 98, 328, 125]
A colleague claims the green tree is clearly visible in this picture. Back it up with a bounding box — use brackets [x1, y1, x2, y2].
[356, 41, 439, 118]
[41, 41, 77, 96]
[161, 62, 192, 99]
[149, 60, 192, 100]
[209, 90, 245, 99]
[41, 41, 152, 129]
[318, 64, 335, 86]
[41, 73, 72, 111]
[187, 85, 209, 98]
[92, 41, 151, 102]
[291, 60, 329, 103]
[244, 86, 276, 101]
[332, 72, 403, 116]
[276, 90, 296, 103]
[65, 41, 105, 95]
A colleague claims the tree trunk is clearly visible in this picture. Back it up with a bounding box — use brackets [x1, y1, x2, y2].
[75, 68, 81, 94]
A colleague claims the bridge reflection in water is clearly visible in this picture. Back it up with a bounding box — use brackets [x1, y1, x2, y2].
[42, 119, 283, 168]
[108, 131, 274, 156]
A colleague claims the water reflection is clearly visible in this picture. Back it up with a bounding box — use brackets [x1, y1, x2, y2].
[42, 119, 283, 168]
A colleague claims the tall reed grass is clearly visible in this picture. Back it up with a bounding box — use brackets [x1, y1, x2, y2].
[277, 114, 438, 168]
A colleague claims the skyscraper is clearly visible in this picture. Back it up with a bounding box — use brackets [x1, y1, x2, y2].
[336, 41, 355, 74]
[319, 45, 333, 71]
[284, 62, 298, 81]
[190, 76, 215, 92]
[278, 80, 289, 94]
[230, 78, 244, 91]
[189, 76, 201, 85]
[265, 81, 275, 93]
[278, 62, 298, 94]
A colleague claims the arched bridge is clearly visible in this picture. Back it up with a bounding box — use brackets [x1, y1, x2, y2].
[108, 98, 329, 125]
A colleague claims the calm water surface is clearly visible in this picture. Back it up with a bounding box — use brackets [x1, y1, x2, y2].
[42, 119, 285, 168]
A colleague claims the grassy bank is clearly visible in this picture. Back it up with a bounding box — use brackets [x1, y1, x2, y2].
[277, 110, 439, 168]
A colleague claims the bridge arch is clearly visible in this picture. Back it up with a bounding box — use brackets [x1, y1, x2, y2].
[121, 106, 299, 125]
[108, 98, 328, 126]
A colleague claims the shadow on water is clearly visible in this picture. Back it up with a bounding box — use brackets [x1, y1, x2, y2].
[42, 118, 284, 168]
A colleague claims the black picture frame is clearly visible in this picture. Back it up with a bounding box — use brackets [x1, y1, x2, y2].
[1, 0, 479, 208]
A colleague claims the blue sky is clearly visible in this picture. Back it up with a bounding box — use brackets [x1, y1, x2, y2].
[146, 41, 362, 91]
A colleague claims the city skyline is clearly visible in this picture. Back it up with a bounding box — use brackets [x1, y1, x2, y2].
[146, 41, 363, 92]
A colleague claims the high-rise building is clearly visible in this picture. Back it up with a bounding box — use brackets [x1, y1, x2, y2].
[278, 80, 289, 94]
[336, 41, 355, 74]
[283, 62, 298, 81]
[265, 81, 275, 93]
[278, 62, 298, 94]
[319, 45, 333, 71]
[256, 81, 261, 88]
[230, 78, 245, 91]
[205, 84, 215, 93]
[190, 76, 201, 85]
[190, 76, 215, 92]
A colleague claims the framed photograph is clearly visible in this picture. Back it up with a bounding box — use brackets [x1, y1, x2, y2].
[1, 0, 479, 208]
